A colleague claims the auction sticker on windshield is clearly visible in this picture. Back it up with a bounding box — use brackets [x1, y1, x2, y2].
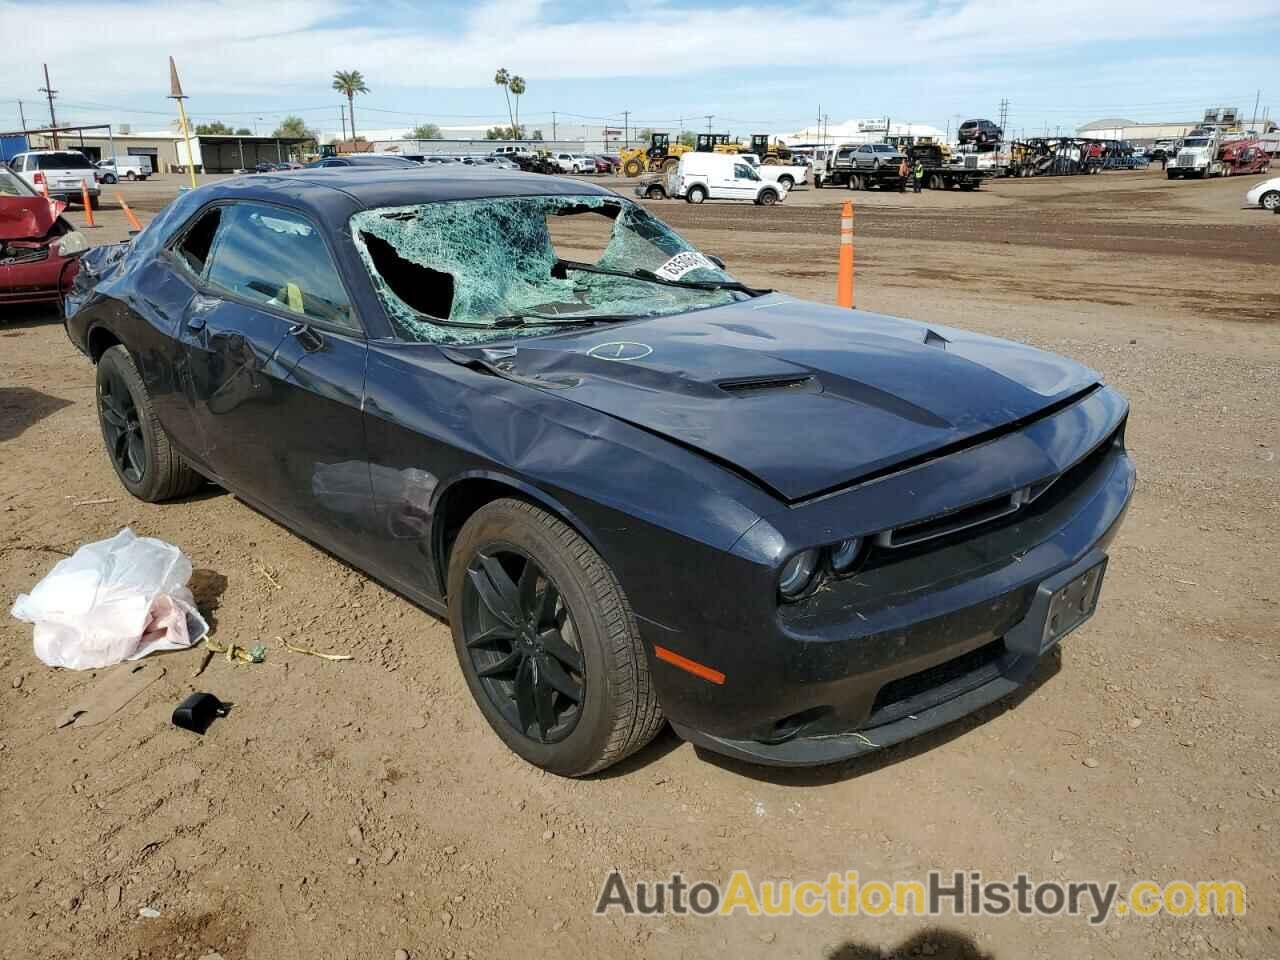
[654, 251, 718, 282]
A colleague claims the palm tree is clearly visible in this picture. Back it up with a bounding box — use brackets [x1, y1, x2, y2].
[509, 75, 526, 139]
[494, 67, 515, 133]
[332, 70, 369, 142]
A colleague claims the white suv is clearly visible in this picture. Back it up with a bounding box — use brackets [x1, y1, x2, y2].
[8, 150, 102, 207]
[552, 152, 592, 174]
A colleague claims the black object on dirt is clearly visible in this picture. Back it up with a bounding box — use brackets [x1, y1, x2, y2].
[171, 692, 230, 734]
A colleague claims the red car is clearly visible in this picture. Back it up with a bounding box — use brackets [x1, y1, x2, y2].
[0, 167, 86, 306]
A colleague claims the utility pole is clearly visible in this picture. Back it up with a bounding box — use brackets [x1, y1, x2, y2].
[998, 98, 1009, 138]
[1252, 89, 1260, 131]
[168, 56, 197, 189]
[623, 110, 630, 148]
[705, 114, 714, 133]
[39, 64, 58, 147]
[17, 100, 27, 134]
[552, 111, 556, 140]
[339, 104, 348, 143]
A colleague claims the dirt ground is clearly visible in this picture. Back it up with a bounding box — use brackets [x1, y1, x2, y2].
[2, 169, 1277, 960]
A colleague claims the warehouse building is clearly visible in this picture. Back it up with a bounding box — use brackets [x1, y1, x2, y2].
[26, 131, 181, 172]
[1075, 118, 1202, 144]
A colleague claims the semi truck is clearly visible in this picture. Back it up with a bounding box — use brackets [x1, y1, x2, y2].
[1168, 130, 1268, 178]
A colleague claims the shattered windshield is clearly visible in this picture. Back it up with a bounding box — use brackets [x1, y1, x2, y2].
[351, 195, 745, 344]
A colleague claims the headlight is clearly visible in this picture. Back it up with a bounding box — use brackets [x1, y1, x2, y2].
[55, 231, 88, 257]
[778, 548, 820, 600]
[830, 537, 863, 574]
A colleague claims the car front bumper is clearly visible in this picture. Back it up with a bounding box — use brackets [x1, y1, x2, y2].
[0, 250, 80, 304]
[663, 435, 1135, 767]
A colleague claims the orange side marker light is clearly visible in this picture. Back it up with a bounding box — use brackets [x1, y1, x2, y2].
[654, 645, 726, 685]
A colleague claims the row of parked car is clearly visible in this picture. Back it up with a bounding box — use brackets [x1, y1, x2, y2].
[4, 150, 154, 209]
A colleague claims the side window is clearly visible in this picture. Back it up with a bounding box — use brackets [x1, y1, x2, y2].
[204, 202, 356, 331]
[174, 208, 222, 278]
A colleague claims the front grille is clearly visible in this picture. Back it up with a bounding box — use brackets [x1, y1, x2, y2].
[866, 638, 1009, 728]
[870, 424, 1117, 553]
[964, 155, 978, 169]
[1177, 154, 1196, 167]
[1, 246, 51, 266]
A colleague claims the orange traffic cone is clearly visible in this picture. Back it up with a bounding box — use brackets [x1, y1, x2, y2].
[80, 180, 96, 227]
[836, 200, 854, 308]
[115, 194, 143, 232]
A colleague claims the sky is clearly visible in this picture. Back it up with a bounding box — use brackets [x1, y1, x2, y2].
[0, 0, 1276, 141]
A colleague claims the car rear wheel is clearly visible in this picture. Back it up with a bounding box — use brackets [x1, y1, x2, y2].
[447, 498, 664, 776]
[777, 175, 794, 190]
[644, 186, 664, 199]
[125, 171, 137, 181]
[686, 185, 707, 204]
[96, 346, 204, 502]
[1260, 191, 1280, 211]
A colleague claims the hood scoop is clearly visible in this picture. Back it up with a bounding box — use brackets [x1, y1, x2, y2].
[718, 374, 816, 396]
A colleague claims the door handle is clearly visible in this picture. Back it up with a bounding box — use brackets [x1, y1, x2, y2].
[289, 321, 324, 353]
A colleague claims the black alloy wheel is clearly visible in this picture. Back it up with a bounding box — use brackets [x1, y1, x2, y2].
[462, 547, 585, 743]
[95, 345, 203, 502]
[447, 498, 664, 776]
[99, 361, 146, 486]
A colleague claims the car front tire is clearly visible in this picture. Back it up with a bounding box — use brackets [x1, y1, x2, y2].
[447, 498, 664, 777]
[96, 345, 204, 502]
[1260, 190, 1280, 211]
[757, 188, 778, 205]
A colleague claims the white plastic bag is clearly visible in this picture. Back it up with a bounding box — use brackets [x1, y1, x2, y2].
[10, 528, 208, 670]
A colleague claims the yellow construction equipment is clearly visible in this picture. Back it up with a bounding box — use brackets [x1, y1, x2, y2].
[618, 133, 691, 177]
[697, 133, 741, 155]
[750, 134, 794, 164]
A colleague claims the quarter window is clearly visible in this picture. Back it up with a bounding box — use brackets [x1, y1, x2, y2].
[204, 202, 355, 330]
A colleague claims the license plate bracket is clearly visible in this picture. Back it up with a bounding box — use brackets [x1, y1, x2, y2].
[1004, 555, 1108, 657]
[1042, 558, 1107, 651]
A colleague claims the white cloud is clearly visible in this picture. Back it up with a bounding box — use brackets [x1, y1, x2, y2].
[0, 0, 1273, 101]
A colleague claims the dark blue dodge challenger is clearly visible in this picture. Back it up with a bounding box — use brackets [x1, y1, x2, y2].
[65, 169, 1134, 775]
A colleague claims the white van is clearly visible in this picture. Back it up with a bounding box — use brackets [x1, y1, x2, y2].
[666, 152, 784, 205]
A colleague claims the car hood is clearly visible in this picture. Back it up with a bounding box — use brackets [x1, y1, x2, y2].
[481, 296, 1101, 501]
[0, 197, 67, 240]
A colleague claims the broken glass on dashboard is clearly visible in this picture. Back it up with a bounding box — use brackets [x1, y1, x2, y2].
[350, 195, 745, 344]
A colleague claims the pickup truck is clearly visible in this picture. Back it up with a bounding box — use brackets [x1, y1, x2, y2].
[95, 156, 152, 183]
[735, 153, 807, 190]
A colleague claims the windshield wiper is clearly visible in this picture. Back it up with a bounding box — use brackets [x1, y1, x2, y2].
[491, 313, 627, 328]
[553, 258, 768, 297]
